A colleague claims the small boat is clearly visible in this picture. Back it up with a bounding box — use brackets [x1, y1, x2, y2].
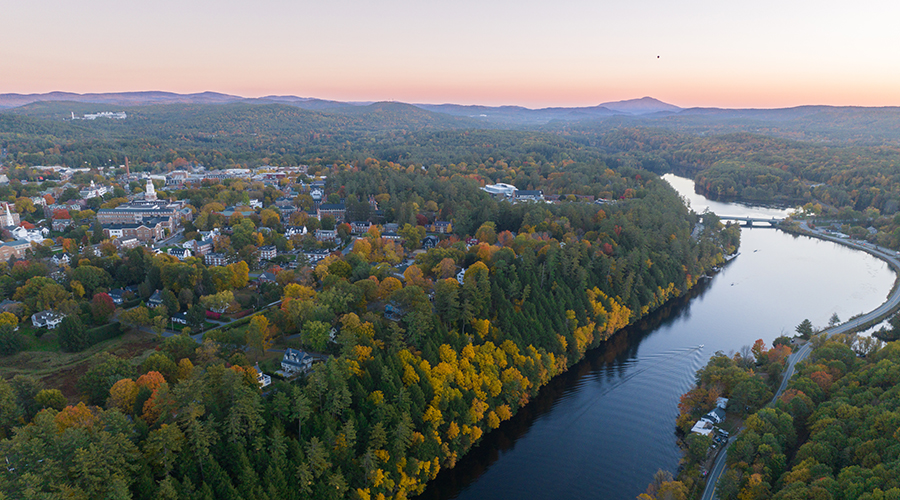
[699, 344, 705, 348]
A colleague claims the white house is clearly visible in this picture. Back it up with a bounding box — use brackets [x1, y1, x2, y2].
[11, 226, 49, 243]
[51, 253, 71, 266]
[32, 310, 65, 329]
[254, 363, 272, 388]
[167, 247, 192, 260]
[690, 419, 715, 437]
[691, 401, 728, 436]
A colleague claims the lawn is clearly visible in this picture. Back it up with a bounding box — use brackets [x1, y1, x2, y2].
[0, 330, 160, 401]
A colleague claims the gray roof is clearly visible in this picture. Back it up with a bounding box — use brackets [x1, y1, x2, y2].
[2, 239, 31, 248]
[33, 310, 63, 322]
[282, 348, 312, 368]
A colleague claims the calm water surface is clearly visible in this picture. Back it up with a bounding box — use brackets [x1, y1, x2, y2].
[420, 175, 895, 500]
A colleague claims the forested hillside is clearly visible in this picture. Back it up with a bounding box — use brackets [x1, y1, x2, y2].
[715, 336, 900, 500]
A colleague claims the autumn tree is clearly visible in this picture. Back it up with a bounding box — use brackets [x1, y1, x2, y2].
[246, 315, 273, 362]
[91, 292, 116, 324]
[200, 290, 234, 313]
[303, 320, 331, 352]
[107, 378, 139, 415]
[227, 261, 250, 289]
[119, 306, 152, 332]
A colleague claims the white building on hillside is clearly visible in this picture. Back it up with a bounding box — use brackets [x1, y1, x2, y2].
[482, 183, 517, 198]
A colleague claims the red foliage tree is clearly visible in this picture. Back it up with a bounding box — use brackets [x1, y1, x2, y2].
[92, 293, 116, 323]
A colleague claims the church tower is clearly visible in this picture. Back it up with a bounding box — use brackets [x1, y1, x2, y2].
[4, 203, 15, 227]
[145, 178, 157, 201]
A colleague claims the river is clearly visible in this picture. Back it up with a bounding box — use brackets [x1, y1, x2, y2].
[419, 174, 896, 500]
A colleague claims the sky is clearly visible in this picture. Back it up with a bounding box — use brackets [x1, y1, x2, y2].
[3, 0, 900, 109]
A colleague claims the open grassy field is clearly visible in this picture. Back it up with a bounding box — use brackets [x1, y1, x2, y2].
[0, 330, 160, 402]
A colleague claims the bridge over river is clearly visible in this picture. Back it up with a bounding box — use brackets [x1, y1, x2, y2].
[718, 215, 785, 227]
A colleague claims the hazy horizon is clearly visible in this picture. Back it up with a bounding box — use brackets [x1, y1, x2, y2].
[4, 90, 900, 112]
[4, 0, 900, 109]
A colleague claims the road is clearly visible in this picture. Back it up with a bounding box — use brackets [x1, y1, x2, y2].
[700, 223, 900, 500]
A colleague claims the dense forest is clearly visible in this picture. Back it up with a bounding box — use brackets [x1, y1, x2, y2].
[715, 335, 900, 500]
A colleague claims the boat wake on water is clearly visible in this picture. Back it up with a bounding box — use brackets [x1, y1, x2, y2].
[560, 347, 706, 432]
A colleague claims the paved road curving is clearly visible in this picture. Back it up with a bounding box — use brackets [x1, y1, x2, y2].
[700, 224, 900, 500]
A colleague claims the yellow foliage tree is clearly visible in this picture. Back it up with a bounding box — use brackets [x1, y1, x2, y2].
[55, 402, 99, 431]
[0, 311, 18, 328]
[107, 378, 138, 414]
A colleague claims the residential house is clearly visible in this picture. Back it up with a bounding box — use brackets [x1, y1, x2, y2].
[690, 399, 729, 436]
[185, 238, 213, 256]
[254, 364, 272, 388]
[350, 221, 371, 234]
[256, 271, 277, 284]
[385, 302, 406, 322]
[430, 221, 452, 234]
[204, 253, 231, 267]
[422, 235, 439, 249]
[690, 419, 716, 437]
[259, 245, 277, 260]
[315, 229, 337, 242]
[514, 189, 544, 201]
[51, 253, 71, 266]
[52, 218, 73, 231]
[108, 288, 127, 305]
[32, 310, 65, 329]
[148, 290, 164, 308]
[167, 247, 192, 260]
[114, 237, 141, 250]
[171, 312, 188, 325]
[0, 299, 22, 316]
[281, 348, 313, 374]
[302, 249, 330, 264]
[704, 407, 726, 424]
[456, 268, 467, 285]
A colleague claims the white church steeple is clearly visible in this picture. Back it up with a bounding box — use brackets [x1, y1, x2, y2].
[4, 203, 15, 227]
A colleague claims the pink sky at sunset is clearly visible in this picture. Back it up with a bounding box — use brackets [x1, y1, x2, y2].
[3, 0, 900, 109]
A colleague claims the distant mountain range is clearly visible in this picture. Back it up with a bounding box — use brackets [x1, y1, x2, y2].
[0, 91, 681, 124]
[3, 91, 900, 144]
